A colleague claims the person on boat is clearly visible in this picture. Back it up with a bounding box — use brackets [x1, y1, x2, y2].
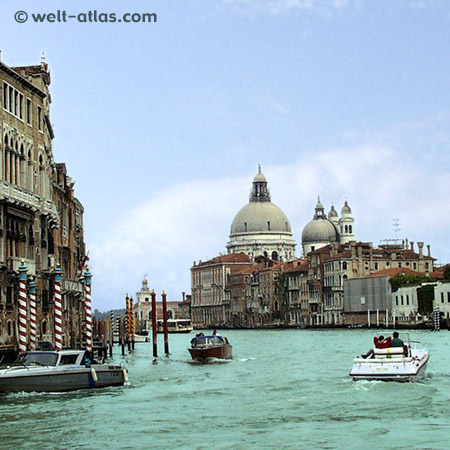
[212, 329, 217, 336]
[390, 331, 404, 347]
[361, 335, 391, 358]
[374, 335, 391, 349]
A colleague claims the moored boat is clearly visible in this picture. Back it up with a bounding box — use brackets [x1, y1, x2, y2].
[188, 334, 232, 361]
[113, 332, 150, 343]
[349, 335, 429, 382]
[0, 349, 128, 393]
[157, 319, 193, 333]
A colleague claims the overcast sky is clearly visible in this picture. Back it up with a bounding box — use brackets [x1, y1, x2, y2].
[2, 0, 449, 311]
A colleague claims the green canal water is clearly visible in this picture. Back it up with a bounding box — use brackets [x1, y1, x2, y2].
[1, 329, 450, 450]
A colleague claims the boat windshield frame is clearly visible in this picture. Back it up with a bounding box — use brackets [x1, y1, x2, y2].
[14, 352, 58, 367]
[191, 336, 225, 347]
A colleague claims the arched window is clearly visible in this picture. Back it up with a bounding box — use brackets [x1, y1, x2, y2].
[349, 225, 352, 233]
[267, 221, 271, 231]
[342, 262, 347, 270]
[345, 225, 348, 233]
[42, 320, 47, 336]
[272, 251, 278, 261]
[274, 300, 279, 311]
[4, 133, 8, 146]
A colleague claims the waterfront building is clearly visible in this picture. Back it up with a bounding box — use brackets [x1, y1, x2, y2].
[227, 166, 296, 262]
[191, 253, 252, 328]
[343, 265, 438, 327]
[0, 57, 87, 349]
[285, 259, 309, 325]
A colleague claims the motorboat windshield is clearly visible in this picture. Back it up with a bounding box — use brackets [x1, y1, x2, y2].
[14, 352, 58, 367]
[190, 336, 226, 347]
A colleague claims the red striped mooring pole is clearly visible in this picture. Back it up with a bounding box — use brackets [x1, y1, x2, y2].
[84, 266, 93, 352]
[28, 276, 37, 351]
[54, 264, 63, 352]
[18, 260, 28, 354]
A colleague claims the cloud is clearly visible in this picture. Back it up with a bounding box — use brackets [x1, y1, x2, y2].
[89, 138, 450, 311]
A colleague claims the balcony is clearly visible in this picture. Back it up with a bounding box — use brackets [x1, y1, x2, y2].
[0, 181, 41, 212]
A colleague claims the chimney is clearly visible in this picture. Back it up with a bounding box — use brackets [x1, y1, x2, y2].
[182, 291, 185, 302]
[410, 241, 414, 251]
[405, 238, 409, 249]
[427, 244, 431, 257]
[417, 242, 424, 259]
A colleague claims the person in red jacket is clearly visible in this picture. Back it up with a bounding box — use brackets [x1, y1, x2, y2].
[374, 335, 391, 349]
[362, 335, 392, 358]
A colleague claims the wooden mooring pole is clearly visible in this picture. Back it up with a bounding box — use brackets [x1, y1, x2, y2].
[151, 290, 158, 358]
[162, 291, 169, 355]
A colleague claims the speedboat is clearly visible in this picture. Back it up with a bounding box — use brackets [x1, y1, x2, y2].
[0, 350, 128, 393]
[349, 336, 429, 382]
[188, 335, 232, 361]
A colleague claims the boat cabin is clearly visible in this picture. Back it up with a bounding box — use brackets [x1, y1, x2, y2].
[13, 350, 87, 368]
[190, 335, 228, 348]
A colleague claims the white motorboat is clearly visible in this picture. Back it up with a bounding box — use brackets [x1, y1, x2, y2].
[350, 337, 429, 382]
[113, 332, 150, 343]
[0, 350, 128, 393]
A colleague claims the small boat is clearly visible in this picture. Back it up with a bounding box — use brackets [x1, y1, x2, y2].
[157, 319, 193, 333]
[349, 336, 429, 382]
[113, 332, 150, 343]
[188, 334, 232, 361]
[0, 350, 128, 393]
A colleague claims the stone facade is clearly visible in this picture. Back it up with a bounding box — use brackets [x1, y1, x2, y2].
[191, 253, 252, 327]
[0, 58, 87, 349]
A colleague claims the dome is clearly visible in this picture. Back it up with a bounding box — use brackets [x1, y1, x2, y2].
[328, 205, 338, 218]
[341, 201, 351, 215]
[231, 202, 291, 234]
[302, 218, 338, 244]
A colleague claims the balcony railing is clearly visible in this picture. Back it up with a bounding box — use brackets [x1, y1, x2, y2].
[0, 181, 41, 211]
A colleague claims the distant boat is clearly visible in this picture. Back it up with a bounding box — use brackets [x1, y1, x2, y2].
[349, 334, 429, 382]
[157, 319, 193, 334]
[113, 332, 150, 343]
[0, 350, 128, 393]
[188, 334, 232, 361]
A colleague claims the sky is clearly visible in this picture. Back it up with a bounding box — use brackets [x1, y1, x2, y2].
[1, 0, 449, 311]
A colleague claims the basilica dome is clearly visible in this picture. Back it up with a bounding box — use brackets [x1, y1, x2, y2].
[231, 202, 291, 234]
[301, 197, 338, 255]
[301, 218, 338, 244]
[227, 166, 296, 261]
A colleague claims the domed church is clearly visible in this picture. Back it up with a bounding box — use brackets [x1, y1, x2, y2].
[301, 197, 355, 255]
[226, 166, 296, 261]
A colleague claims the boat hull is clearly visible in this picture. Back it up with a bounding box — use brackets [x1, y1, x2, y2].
[188, 345, 232, 361]
[350, 349, 429, 382]
[0, 365, 127, 393]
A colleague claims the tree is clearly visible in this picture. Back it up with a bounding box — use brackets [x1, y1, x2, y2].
[417, 284, 435, 316]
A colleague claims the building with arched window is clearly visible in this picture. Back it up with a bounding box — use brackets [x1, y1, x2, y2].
[0, 56, 87, 352]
